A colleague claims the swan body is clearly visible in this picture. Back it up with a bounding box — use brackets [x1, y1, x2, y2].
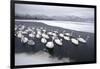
[17, 31, 23, 38]
[59, 33, 64, 37]
[41, 38, 47, 43]
[64, 36, 70, 41]
[46, 42, 54, 48]
[65, 33, 70, 36]
[22, 31, 28, 34]
[42, 33, 49, 39]
[77, 38, 86, 43]
[36, 34, 41, 38]
[21, 36, 28, 43]
[29, 33, 35, 38]
[71, 38, 79, 45]
[27, 40, 35, 45]
[77, 35, 89, 43]
[52, 33, 57, 36]
[54, 38, 63, 45]
[47, 32, 53, 35]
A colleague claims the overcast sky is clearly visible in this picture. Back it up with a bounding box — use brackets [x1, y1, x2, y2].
[15, 3, 94, 18]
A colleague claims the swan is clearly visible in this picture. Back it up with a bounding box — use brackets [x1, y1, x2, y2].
[37, 30, 42, 35]
[52, 32, 57, 37]
[65, 33, 70, 36]
[71, 38, 79, 45]
[21, 30, 28, 34]
[35, 28, 41, 38]
[59, 30, 65, 37]
[46, 41, 54, 49]
[41, 37, 47, 44]
[19, 25, 25, 31]
[15, 25, 18, 31]
[70, 31, 79, 45]
[27, 40, 35, 45]
[46, 37, 54, 48]
[54, 37, 63, 46]
[64, 36, 70, 41]
[77, 35, 90, 43]
[42, 30, 49, 39]
[36, 34, 41, 38]
[21, 36, 28, 43]
[29, 33, 35, 38]
[17, 31, 23, 38]
[47, 31, 53, 35]
[64, 31, 74, 41]
[65, 31, 74, 36]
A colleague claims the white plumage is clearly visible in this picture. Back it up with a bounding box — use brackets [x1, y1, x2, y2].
[59, 33, 64, 37]
[21, 36, 28, 43]
[77, 35, 89, 43]
[65, 33, 70, 36]
[36, 34, 41, 38]
[17, 31, 23, 38]
[46, 41, 54, 48]
[59, 30, 65, 37]
[64, 36, 70, 41]
[71, 38, 79, 45]
[42, 33, 49, 39]
[27, 40, 35, 45]
[41, 38, 47, 43]
[29, 33, 35, 38]
[54, 38, 63, 46]
[47, 32, 53, 35]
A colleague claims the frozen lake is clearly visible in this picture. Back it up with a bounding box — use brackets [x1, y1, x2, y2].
[15, 19, 94, 33]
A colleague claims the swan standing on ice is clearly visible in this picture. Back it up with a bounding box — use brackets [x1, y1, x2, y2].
[77, 35, 90, 43]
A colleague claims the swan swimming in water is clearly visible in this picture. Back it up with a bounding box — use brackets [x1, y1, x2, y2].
[27, 40, 35, 46]
[77, 35, 90, 43]
[41, 37, 47, 44]
[64, 31, 74, 41]
[54, 36, 63, 46]
[70, 31, 79, 45]
[71, 38, 79, 45]
[29, 33, 35, 38]
[63, 36, 70, 41]
[46, 37, 54, 49]
[21, 36, 28, 43]
[59, 30, 65, 37]
[42, 30, 49, 39]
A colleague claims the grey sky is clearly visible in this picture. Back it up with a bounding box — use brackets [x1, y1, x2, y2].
[15, 3, 94, 18]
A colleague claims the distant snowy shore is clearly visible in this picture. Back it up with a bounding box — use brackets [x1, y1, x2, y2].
[15, 19, 94, 33]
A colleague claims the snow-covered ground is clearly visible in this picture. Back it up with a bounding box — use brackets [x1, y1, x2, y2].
[15, 19, 94, 33]
[15, 51, 72, 65]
